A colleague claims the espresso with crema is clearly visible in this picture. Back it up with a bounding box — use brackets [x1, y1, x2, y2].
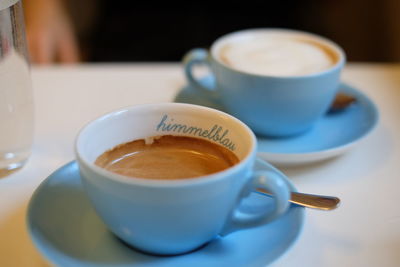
[95, 135, 239, 179]
[218, 34, 338, 76]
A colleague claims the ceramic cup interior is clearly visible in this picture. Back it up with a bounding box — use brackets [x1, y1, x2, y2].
[76, 103, 256, 180]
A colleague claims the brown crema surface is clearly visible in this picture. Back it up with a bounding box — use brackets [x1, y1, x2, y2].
[95, 135, 239, 179]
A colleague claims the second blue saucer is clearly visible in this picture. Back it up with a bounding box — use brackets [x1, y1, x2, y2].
[175, 76, 379, 165]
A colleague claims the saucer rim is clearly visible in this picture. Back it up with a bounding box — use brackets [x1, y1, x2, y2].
[257, 82, 379, 165]
[27, 161, 305, 267]
[176, 77, 379, 165]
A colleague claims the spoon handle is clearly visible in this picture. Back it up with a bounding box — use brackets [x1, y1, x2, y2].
[255, 188, 340, 211]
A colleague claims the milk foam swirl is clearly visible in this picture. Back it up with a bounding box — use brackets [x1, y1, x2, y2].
[218, 36, 336, 76]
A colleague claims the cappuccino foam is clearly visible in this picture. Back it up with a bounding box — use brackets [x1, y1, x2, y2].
[219, 36, 336, 76]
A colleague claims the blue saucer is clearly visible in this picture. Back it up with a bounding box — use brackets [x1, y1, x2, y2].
[28, 161, 304, 267]
[175, 76, 379, 165]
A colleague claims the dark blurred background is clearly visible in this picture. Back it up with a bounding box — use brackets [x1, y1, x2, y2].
[27, 0, 400, 63]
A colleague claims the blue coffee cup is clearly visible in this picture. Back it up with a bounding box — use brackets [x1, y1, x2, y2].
[75, 103, 291, 255]
[184, 29, 345, 137]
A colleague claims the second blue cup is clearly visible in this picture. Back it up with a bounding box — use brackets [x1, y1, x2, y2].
[184, 28, 345, 137]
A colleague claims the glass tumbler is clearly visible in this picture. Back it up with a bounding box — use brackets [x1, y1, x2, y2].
[0, 0, 33, 177]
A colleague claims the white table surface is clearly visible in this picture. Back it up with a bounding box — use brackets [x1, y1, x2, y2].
[0, 63, 399, 267]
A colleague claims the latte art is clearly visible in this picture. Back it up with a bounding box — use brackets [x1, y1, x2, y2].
[219, 37, 337, 76]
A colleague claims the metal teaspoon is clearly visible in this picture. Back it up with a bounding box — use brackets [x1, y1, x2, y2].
[255, 188, 341, 210]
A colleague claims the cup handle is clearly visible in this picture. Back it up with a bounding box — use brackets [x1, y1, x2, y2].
[183, 48, 219, 100]
[220, 159, 291, 236]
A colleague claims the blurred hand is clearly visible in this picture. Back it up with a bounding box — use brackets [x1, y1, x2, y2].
[24, 0, 79, 64]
